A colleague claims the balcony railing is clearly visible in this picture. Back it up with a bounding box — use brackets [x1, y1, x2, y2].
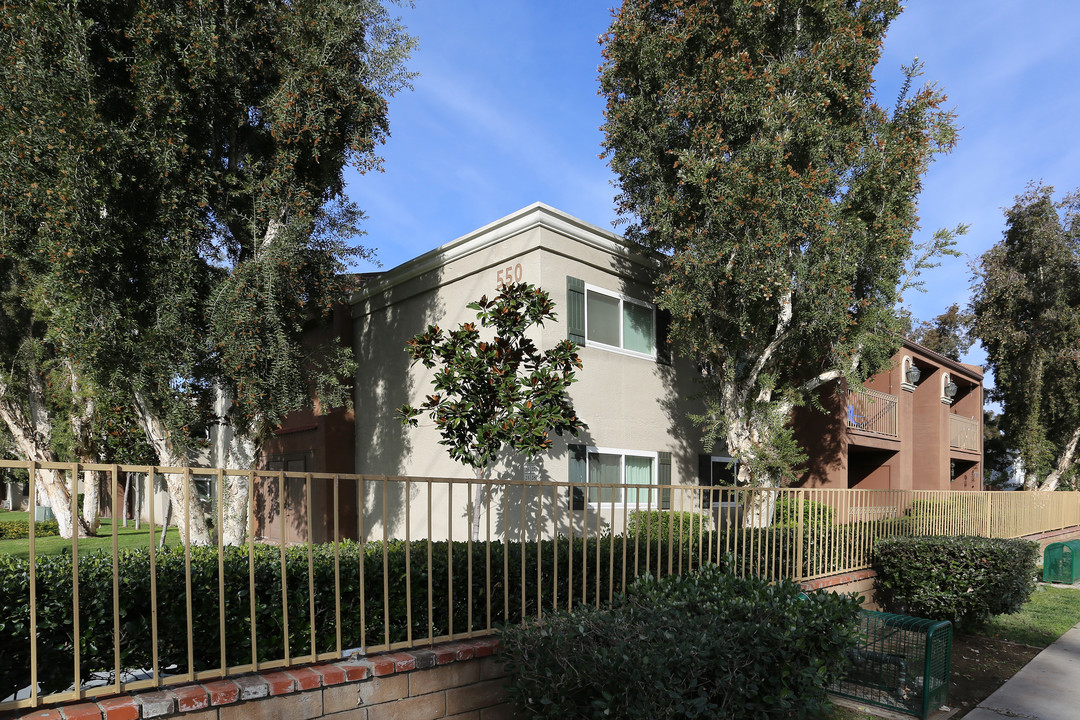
[846, 388, 898, 438]
[950, 414, 979, 452]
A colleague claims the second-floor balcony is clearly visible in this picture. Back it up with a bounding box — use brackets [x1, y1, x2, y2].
[950, 414, 979, 452]
[846, 388, 898, 438]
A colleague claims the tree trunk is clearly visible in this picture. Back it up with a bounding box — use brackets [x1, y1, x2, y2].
[134, 472, 142, 530]
[133, 392, 212, 545]
[81, 469, 102, 534]
[742, 489, 777, 530]
[0, 373, 92, 538]
[1042, 423, 1080, 491]
[470, 466, 490, 542]
[159, 490, 172, 548]
[720, 398, 780, 528]
[122, 472, 131, 527]
[210, 385, 256, 545]
[67, 361, 100, 535]
[36, 467, 91, 538]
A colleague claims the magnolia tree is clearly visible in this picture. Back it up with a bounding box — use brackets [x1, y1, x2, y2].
[399, 283, 587, 539]
[600, 0, 962, 510]
[972, 184, 1080, 491]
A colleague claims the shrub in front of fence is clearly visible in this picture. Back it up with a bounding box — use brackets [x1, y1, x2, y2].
[626, 509, 708, 546]
[872, 534, 1039, 628]
[0, 533, 703, 698]
[0, 519, 60, 540]
[773, 496, 836, 528]
[499, 564, 861, 720]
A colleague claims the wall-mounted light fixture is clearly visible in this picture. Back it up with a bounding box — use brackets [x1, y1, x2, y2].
[942, 373, 957, 403]
[902, 356, 920, 391]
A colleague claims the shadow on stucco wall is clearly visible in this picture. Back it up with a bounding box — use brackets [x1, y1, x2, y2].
[353, 269, 444, 539]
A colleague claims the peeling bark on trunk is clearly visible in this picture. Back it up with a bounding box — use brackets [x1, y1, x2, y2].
[715, 330, 844, 528]
[66, 362, 100, 534]
[470, 466, 489, 542]
[210, 385, 256, 545]
[133, 391, 212, 545]
[1042, 423, 1080, 492]
[81, 470, 102, 534]
[0, 373, 92, 538]
[122, 472, 131, 527]
[742, 489, 777, 530]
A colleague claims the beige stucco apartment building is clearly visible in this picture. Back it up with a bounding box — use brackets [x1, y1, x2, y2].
[349, 203, 706, 539]
[340, 203, 984, 541]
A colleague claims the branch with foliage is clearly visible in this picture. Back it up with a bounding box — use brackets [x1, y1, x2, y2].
[600, 0, 961, 490]
[908, 303, 974, 361]
[399, 282, 587, 474]
[1, 0, 415, 542]
[971, 184, 1080, 491]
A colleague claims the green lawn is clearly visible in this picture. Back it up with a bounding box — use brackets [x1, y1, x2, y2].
[0, 510, 182, 560]
[975, 584, 1080, 648]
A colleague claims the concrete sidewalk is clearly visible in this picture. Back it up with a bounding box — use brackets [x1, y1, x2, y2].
[962, 622, 1080, 720]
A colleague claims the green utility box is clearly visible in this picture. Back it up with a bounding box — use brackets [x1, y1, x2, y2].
[1043, 540, 1080, 584]
[830, 610, 952, 720]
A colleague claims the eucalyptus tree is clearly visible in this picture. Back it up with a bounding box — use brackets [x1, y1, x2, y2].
[1, 0, 414, 542]
[971, 184, 1080, 491]
[600, 0, 961, 499]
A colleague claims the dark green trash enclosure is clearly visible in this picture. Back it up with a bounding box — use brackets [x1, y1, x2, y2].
[1043, 540, 1080, 584]
[830, 610, 952, 720]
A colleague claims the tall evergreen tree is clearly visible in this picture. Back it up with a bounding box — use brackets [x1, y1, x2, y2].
[971, 184, 1080, 491]
[0, 0, 414, 540]
[600, 0, 961, 496]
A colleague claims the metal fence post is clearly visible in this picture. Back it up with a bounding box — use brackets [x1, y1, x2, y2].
[794, 488, 805, 583]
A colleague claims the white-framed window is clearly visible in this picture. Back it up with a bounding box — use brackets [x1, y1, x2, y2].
[584, 284, 656, 359]
[584, 447, 657, 506]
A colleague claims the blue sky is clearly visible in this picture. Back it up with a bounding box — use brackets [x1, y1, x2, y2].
[344, 1, 1080, 368]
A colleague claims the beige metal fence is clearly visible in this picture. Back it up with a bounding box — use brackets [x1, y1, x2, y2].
[1, 458, 1078, 712]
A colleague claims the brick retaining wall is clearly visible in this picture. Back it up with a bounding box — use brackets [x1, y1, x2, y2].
[800, 569, 879, 610]
[17, 525, 1078, 720]
[1022, 526, 1080, 553]
[10, 638, 516, 720]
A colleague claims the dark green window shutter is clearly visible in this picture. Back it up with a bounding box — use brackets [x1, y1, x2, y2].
[566, 276, 585, 344]
[698, 454, 712, 484]
[656, 308, 672, 365]
[568, 444, 586, 510]
[658, 451, 671, 510]
[699, 454, 713, 508]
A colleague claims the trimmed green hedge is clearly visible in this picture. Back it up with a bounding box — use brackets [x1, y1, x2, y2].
[873, 534, 1039, 628]
[626, 509, 708, 546]
[773, 497, 836, 527]
[0, 534, 700, 697]
[0, 519, 60, 539]
[499, 564, 861, 719]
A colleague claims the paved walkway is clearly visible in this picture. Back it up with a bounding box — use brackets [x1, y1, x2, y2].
[962, 622, 1080, 720]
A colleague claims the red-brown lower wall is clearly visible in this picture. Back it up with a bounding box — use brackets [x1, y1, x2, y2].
[11, 638, 516, 720]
